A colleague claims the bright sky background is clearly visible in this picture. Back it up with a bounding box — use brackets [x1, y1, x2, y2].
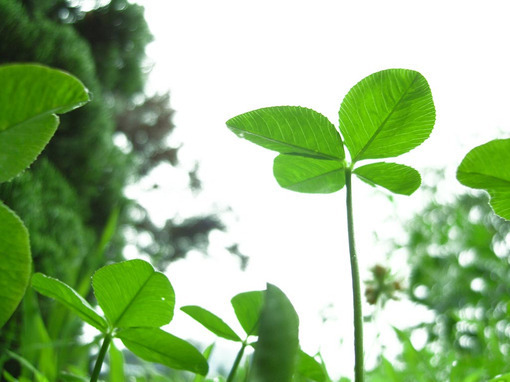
[126, 1, 510, 379]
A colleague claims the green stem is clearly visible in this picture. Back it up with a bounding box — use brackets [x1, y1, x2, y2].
[226, 341, 247, 382]
[345, 169, 364, 382]
[90, 333, 112, 382]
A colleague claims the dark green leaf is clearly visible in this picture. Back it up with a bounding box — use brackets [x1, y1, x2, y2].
[92, 259, 175, 329]
[296, 350, 326, 382]
[273, 154, 345, 193]
[249, 284, 299, 382]
[0, 202, 31, 328]
[457, 139, 510, 220]
[181, 305, 241, 342]
[0, 64, 89, 182]
[117, 327, 209, 376]
[354, 162, 421, 195]
[339, 69, 435, 162]
[231, 290, 264, 337]
[31, 273, 107, 332]
[226, 106, 344, 160]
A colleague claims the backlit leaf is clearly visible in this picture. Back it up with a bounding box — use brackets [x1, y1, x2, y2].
[489, 373, 510, 382]
[273, 154, 345, 193]
[117, 327, 208, 376]
[339, 69, 435, 162]
[354, 162, 421, 195]
[31, 273, 107, 332]
[231, 290, 264, 337]
[457, 139, 510, 220]
[0, 202, 31, 328]
[92, 260, 174, 329]
[296, 350, 327, 382]
[249, 284, 299, 382]
[181, 305, 241, 342]
[0, 64, 89, 182]
[226, 106, 344, 160]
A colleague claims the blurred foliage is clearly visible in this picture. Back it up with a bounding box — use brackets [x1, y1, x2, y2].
[368, 172, 510, 381]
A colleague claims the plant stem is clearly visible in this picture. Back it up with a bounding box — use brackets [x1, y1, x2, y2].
[226, 342, 247, 382]
[90, 333, 112, 382]
[345, 168, 364, 382]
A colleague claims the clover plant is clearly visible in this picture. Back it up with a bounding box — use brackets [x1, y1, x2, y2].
[32, 259, 208, 381]
[0, 64, 90, 329]
[226, 68, 436, 381]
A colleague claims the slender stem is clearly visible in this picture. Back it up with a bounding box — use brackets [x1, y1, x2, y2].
[226, 342, 247, 382]
[345, 168, 364, 382]
[90, 333, 112, 382]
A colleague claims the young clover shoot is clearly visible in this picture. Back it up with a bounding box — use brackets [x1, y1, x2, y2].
[226, 68, 436, 382]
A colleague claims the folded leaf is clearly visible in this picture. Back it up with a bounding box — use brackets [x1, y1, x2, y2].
[0, 202, 31, 328]
[0, 64, 90, 182]
[249, 284, 299, 382]
[296, 350, 327, 382]
[354, 162, 421, 195]
[274, 154, 345, 193]
[339, 69, 435, 162]
[457, 139, 510, 220]
[227, 106, 344, 160]
[31, 273, 107, 332]
[93, 259, 175, 329]
[181, 305, 241, 342]
[231, 290, 264, 337]
[117, 327, 209, 376]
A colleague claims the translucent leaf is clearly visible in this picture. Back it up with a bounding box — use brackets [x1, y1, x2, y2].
[92, 260, 175, 329]
[0, 64, 89, 182]
[226, 106, 345, 160]
[296, 350, 327, 382]
[31, 273, 107, 332]
[249, 284, 299, 382]
[181, 305, 241, 342]
[273, 154, 345, 193]
[117, 327, 208, 376]
[354, 162, 421, 195]
[489, 373, 510, 382]
[0, 202, 31, 328]
[109, 340, 125, 382]
[231, 290, 264, 337]
[339, 69, 435, 162]
[457, 139, 510, 220]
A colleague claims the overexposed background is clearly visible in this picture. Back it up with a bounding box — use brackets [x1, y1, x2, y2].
[123, 1, 510, 378]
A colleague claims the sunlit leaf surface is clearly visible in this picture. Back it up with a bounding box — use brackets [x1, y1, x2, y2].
[354, 162, 421, 195]
[181, 305, 241, 342]
[231, 290, 264, 337]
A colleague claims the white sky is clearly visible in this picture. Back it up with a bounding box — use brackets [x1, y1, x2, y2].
[127, 1, 510, 379]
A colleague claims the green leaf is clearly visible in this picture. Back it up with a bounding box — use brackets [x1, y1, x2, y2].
[92, 259, 175, 329]
[0, 202, 31, 328]
[192, 344, 215, 382]
[117, 327, 209, 376]
[457, 139, 510, 220]
[249, 284, 299, 382]
[181, 305, 241, 342]
[226, 106, 345, 160]
[339, 69, 435, 162]
[109, 340, 125, 382]
[273, 154, 345, 193]
[489, 373, 510, 382]
[231, 290, 264, 337]
[31, 273, 107, 332]
[353, 162, 421, 195]
[296, 350, 326, 382]
[0, 64, 89, 182]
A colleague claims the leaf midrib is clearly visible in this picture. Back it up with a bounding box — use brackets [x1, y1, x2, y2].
[111, 273, 154, 328]
[353, 73, 420, 162]
[458, 170, 510, 189]
[230, 127, 342, 161]
[285, 167, 344, 189]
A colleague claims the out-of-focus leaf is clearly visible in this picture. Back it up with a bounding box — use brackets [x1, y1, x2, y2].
[31, 273, 107, 332]
[354, 162, 421, 195]
[109, 340, 125, 382]
[489, 373, 510, 382]
[339, 69, 435, 162]
[296, 350, 326, 382]
[273, 154, 345, 193]
[231, 290, 264, 337]
[117, 327, 208, 376]
[192, 343, 215, 382]
[0, 202, 31, 328]
[226, 106, 344, 160]
[249, 284, 299, 382]
[181, 305, 241, 342]
[92, 259, 174, 328]
[0, 64, 89, 182]
[457, 139, 510, 220]
[4, 350, 49, 382]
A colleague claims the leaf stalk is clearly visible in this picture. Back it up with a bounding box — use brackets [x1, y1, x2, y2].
[90, 333, 112, 382]
[226, 341, 247, 382]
